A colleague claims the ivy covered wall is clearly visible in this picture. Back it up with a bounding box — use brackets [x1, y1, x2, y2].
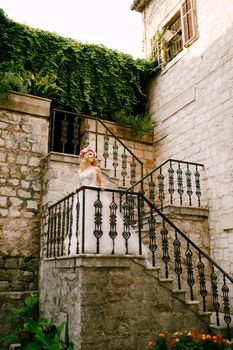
[0, 9, 156, 121]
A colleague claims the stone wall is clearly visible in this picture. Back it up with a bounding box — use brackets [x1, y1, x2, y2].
[139, 0, 233, 273]
[40, 256, 209, 350]
[0, 92, 51, 342]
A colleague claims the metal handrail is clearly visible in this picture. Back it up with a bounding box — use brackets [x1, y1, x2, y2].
[128, 158, 204, 191]
[141, 193, 233, 283]
[47, 185, 233, 283]
[50, 108, 144, 183]
[48, 185, 133, 211]
[45, 185, 233, 339]
[127, 158, 205, 210]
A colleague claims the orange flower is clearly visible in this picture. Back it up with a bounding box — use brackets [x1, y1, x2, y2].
[159, 332, 165, 337]
[206, 334, 211, 339]
[147, 340, 153, 347]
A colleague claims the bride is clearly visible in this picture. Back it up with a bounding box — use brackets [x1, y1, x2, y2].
[65, 146, 149, 257]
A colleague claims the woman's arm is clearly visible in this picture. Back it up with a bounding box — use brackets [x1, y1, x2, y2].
[96, 167, 105, 191]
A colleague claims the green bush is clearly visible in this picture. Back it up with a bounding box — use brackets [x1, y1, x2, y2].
[24, 70, 64, 99]
[0, 8, 158, 125]
[114, 112, 156, 136]
[0, 293, 73, 350]
[0, 71, 27, 98]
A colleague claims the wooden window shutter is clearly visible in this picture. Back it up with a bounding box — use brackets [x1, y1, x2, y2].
[181, 0, 197, 47]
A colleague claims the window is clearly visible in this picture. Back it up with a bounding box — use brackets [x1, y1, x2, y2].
[181, 0, 197, 46]
[163, 13, 183, 62]
[151, 0, 197, 64]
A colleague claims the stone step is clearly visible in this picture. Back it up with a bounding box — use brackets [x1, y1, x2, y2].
[172, 289, 186, 302]
[198, 310, 212, 324]
[185, 300, 200, 312]
[208, 324, 233, 339]
[144, 265, 160, 279]
[159, 277, 174, 290]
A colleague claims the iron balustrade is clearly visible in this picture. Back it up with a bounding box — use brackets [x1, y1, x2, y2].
[129, 159, 204, 211]
[45, 186, 233, 339]
[140, 194, 233, 340]
[46, 186, 143, 257]
[49, 109, 143, 188]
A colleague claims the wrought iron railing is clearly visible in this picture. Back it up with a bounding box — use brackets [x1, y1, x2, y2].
[129, 159, 204, 210]
[45, 186, 143, 257]
[49, 109, 143, 187]
[45, 186, 233, 339]
[140, 194, 233, 340]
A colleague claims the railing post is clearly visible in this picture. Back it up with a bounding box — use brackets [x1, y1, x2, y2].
[137, 193, 142, 255]
[49, 109, 56, 152]
[82, 188, 86, 253]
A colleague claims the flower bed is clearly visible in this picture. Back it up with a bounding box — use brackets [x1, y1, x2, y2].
[147, 331, 233, 350]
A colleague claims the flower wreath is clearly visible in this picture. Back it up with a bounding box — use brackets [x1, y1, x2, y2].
[79, 146, 97, 159]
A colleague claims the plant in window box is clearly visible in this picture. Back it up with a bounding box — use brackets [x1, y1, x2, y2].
[149, 29, 168, 65]
[150, 28, 182, 65]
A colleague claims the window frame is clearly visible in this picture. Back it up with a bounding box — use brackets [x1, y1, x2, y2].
[151, 0, 198, 64]
[181, 0, 198, 47]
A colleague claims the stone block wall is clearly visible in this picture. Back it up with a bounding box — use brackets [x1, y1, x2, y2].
[40, 256, 209, 350]
[139, 0, 233, 273]
[0, 92, 51, 342]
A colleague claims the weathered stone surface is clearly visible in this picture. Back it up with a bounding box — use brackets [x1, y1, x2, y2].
[140, 0, 233, 274]
[0, 93, 50, 343]
[40, 256, 209, 350]
[0, 91, 51, 117]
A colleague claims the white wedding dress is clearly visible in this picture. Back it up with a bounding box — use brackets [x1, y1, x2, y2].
[65, 167, 149, 257]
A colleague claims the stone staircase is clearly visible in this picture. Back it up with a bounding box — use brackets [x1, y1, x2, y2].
[143, 260, 212, 324]
[99, 164, 233, 340]
[143, 259, 233, 339]
[41, 254, 212, 350]
[42, 111, 233, 347]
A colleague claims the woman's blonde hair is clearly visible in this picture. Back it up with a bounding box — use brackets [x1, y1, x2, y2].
[79, 147, 97, 170]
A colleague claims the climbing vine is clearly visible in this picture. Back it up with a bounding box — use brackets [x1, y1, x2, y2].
[0, 9, 158, 126]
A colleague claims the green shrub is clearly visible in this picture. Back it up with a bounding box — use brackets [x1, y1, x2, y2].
[0, 71, 27, 98]
[114, 112, 156, 136]
[24, 70, 64, 99]
[0, 9, 158, 126]
[0, 293, 73, 350]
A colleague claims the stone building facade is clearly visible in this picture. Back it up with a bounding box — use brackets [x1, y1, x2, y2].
[132, 0, 233, 274]
[1, 1, 233, 345]
[0, 92, 156, 347]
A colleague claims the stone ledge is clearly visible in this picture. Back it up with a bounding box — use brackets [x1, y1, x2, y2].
[0, 290, 38, 297]
[43, 151, 79, 164]
[0, 91, 51, 117]
[43, 254, 146, 269]
[162, 205, 209, 218]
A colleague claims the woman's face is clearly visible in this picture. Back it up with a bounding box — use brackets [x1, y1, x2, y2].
[85, 151, 95, 162]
